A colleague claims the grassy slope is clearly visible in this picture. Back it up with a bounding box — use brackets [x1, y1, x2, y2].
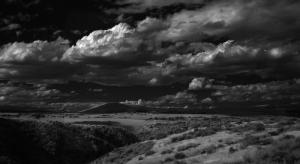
[90, 116, 300, 164]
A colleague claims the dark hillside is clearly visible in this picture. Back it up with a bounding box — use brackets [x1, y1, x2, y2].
[0, 118, 138, 164]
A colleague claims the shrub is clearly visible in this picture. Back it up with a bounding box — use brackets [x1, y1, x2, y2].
[174, 152, 186, 159]
[242, 137, 300, 164]
[92, 141, 154, 164]
[164, 157, 174, 162]
[177, 143, 199, 152]
[145, 150, 155, 156]
[174, 160, 187, 164]
[253, 123, 265, 132]
[230, 122, 266, 133]
[201, 144, 217, 154]
[171, 128, 217, 143]
[32, 113, 46, 119]
[268, 128, 284, 136]
[229, 147, 237, 153]
[161, 149, 173, 154]
[240, 135, 273, 149]
[278, 119, 295, 126]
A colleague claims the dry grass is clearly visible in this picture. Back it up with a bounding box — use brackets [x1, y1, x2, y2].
[243, 136, 300, 164]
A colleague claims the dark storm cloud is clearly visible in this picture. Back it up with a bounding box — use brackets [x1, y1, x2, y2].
[113, 0, 205, 13]
[1, 0, 300, 85]
[0, 0, 122, 45]
[159, 0, 300, 42]
[220, 0, 300, 41]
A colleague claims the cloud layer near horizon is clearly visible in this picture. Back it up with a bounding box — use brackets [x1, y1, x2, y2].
[1, 0, 300, 85]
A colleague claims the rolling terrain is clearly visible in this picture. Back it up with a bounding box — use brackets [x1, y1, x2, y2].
[0, 113, 299, 164]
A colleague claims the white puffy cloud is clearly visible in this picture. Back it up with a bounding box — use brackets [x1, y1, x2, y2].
[165, 40, 235, 65]
[189, 77, 214, 90]
[62, 23, 141, 63]
[61, 20, 169, 66]
[0, 38, 69, 63]
[132, 39, 300, 85]
[268, 48, 284, 58]
[1, 0, 300, 85]
[148, 78, 158, 85]
[0, 21, 167, 84]
[0, 38, 78, 80]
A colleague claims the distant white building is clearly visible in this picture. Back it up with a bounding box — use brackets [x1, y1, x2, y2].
[121, 99, 143, 105]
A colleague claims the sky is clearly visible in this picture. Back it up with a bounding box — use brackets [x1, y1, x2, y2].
[0, 0, 300, 87]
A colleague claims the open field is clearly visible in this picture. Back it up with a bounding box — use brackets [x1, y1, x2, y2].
[1, 113, 299, 164]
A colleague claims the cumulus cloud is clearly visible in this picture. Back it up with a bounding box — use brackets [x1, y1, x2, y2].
[188, 77, 214, 90]
[62, 24, 138, 63]
[0, 38, 81, 80]
[0, 38, 69, 63]
[1, 0, 300, 85]
[0, 21, 167, 84]
[1, 25, 299, 85]
[132, 39, 300, 85]
[62, 21, 167, 66]
[164, 40, 235, 65]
